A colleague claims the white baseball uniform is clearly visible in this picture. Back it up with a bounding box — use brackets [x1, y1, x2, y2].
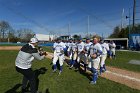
[88, 43, 102, 69]
[77, 42, 85, 63]
[53, 42, 58, 50]
[100, 42, 109, 67]
[53, 42, 66, 66]
[109, 42, 116, 56]
[67, 43, 77, 60]
[84, 42, 93, 64]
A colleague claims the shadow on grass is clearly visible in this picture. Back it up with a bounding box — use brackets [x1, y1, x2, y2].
[5, 84, 22, 93]
[65, 58, 92, 81]
[45, 88, 50, 93]
[78, 67, 92, 81]
[5, 67, 48, 93]
[35, 67, 48, 91]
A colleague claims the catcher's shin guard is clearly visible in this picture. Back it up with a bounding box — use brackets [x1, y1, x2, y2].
[53, 64, 57, 70]
[91, 68, 98, 82]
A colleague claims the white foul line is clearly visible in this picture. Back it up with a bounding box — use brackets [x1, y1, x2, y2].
[106, 71, 140, 82]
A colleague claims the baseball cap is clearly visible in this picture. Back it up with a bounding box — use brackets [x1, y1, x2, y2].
[30, 38, 38, 43]
[78, 38, 82, 41]
[86, 38, 90, 40]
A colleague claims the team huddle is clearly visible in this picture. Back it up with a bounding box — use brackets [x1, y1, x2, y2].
[52, 37, 116, 84]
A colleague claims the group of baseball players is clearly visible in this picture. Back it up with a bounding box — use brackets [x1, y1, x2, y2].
[15, 37, 116, 93]
[52, 36, 116, 84]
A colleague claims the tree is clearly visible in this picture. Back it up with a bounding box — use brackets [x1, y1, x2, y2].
[16, 28, 35, 42]
[0, 20, 35, 42]
[109, 26, 120, 38]
[0, 21, 10, 39]
[109, 24, 140, 38]
[72, 34, 81, 40]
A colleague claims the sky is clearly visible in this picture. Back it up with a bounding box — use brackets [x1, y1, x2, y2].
[0, 0, 140, 37]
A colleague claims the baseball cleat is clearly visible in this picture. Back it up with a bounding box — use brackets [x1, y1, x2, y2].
[90, 81, 96, 85]
[69, 65, 73, 69]
[53, 69, 57, 73]
[58, 71, 62, 75]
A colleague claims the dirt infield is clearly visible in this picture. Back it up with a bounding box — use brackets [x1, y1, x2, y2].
[1, 46, 140, 90]
[102, 67, 140, 90]
[0, 46, 22, 50]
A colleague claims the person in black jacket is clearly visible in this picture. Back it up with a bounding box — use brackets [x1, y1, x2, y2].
[15, 38, 47, 93]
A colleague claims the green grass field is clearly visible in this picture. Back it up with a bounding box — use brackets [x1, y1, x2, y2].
[43, 46, 53, 53]
[0, 44, 23, 46]
[106, 51, 140, 72]
[0, 50, 140, 93]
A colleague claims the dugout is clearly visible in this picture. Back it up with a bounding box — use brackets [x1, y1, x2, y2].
[104, 38, 128, 49]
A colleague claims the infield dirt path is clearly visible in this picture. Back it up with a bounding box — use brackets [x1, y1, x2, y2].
[0, 46, 140, 90]
[0, 46, 22, 50]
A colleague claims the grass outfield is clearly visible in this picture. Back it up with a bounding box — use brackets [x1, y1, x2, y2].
[106, 51, 140, 72]
[43, 46, 53, 53]
[0, 50, 140, 93]
[0, 43, 24, 46]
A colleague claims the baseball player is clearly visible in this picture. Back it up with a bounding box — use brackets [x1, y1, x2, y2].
[83, 38, 92, 72]
[65, 40, 69, 49]
[76, 38, 85, 70]
[52, 38, 66, 74]
[100, 40, 109, 74]
[67, 39, 73, 56]
[15, 38, 47, 93]
[109, 40, 116, 59]
[62, 40, 68, 56]
[67, 40, 78, 69]
[88, 37, 102, 84]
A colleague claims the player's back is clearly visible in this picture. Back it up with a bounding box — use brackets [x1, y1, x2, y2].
[101, 43, 109, 55]
[77, 42, 85, 52]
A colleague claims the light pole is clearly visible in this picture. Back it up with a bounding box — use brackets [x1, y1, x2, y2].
[68, 22, 70, 39]
[132, 0, 136, 30]
[126, 8, 131, 48]
[87, 15, 89, 37]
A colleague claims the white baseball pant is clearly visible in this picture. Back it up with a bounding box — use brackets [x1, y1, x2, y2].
[53, 52, 64, 66]
[88, 57, 100, 69]
[100, 54, 107, 67]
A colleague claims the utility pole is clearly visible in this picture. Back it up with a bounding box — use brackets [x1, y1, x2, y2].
[132, 0, 136, 31]
[102, 33, 104, 39]
[68, 22, 70, 39]
[121, 8, 125, 29]
[126, 8, 132, 48]
[128, 8, 131, 39]
[87, 15, 89, 37]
